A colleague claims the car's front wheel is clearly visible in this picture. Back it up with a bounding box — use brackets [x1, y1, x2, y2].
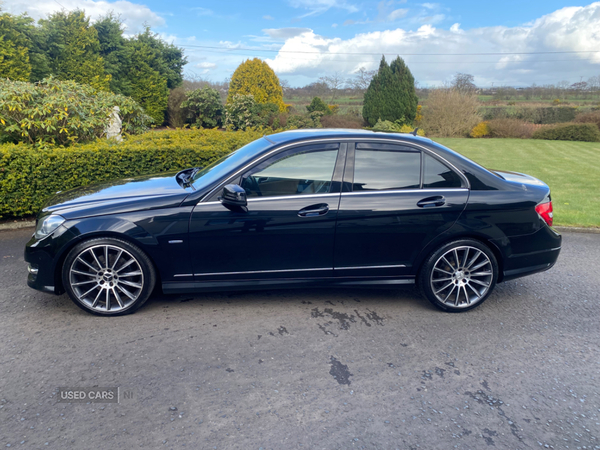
[62, 237, 156, 316]
[418, 239, 498, 312]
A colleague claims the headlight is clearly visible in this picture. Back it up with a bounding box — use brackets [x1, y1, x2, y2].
[34, 214, 65, 239]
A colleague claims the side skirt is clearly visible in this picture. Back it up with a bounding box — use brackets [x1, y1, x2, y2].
[162, 276, 415, 294]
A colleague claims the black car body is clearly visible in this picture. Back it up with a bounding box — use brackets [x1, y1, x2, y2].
[25, 129, 561, 315]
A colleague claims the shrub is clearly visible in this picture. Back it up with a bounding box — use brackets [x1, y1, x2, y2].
[166, 87, 187, 128]
[363, 56, 418, 127]
[320, 114, 365, 129]
[306, 97, 331, 115]
[370, 119, 425, 136]
[227, 58, 285, 112]
[0, 128, 265, 218]
[224, 94, 258, 131]
[420, 89, 481, 137]
[486, 119, 537, 139]
[480, 106, 579, 124]
[0, 77, 151, 146]
[574, 110, 600, 130]
[286, 112, 322, 129]
[470, 121, 490, 138]
[532, 123, 600, 142]
[181, 86, 224, 128]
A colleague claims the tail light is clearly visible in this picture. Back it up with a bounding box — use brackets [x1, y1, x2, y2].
[535, 201, 553, 227]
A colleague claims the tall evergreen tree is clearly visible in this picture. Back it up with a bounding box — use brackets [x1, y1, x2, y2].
[95, 14, 131, 96]
[38, 10, 110, 90]
[0, 12, 33, 81]
[362, 56, 418, 127]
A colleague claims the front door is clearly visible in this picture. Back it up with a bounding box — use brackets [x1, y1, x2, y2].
[189, 143, 345, 282]
[334, 142, 469, 278]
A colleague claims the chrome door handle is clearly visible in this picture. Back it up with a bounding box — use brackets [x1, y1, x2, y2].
[298, 204, 330, 217]
[417, 196, 446, 208]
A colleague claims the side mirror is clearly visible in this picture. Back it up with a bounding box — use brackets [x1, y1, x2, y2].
[219, 184, 248, 212]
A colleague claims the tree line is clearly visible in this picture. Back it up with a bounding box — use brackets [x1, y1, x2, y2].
[0, 9, 187, 124]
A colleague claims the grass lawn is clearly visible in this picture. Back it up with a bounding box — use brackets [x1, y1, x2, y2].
[434, 138, 600, 228]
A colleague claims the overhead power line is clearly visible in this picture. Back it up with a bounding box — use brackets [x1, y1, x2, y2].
[179, 44, 600, 56]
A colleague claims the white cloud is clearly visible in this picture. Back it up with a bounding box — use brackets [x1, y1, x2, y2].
[192, 7, 213, 16]
[0, 0, 164, 33]
[263, 15, 275, 20]
[265, 3, 600, 86]
[388, 8, 408, 21]
[196, 62, 217, 69]
[263, 28, 313, 40]
[288, 0, 359, 17]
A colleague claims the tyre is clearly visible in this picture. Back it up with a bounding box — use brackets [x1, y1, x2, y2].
[418, 239, 498, 312]
[62, 237, 156, 316]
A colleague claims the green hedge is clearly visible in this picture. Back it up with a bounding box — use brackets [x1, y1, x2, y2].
[531, 123, 600, 142]
[480, 106, 586, 124]
[0, 128, 264, 218]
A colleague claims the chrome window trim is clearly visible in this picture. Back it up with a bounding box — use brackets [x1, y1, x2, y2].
[173, 274, 193, 278]
[248, 193, 340, 203]
[341, 188, 469, 196]
[199, 137, 470, 204]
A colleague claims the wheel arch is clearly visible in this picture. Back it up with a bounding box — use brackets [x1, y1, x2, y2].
[53, 230, 162, 295]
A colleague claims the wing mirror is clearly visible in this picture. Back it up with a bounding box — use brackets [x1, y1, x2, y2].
[219, 184, 248, 212]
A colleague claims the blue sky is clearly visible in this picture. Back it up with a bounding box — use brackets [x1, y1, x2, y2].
[4, 0, 600, 87]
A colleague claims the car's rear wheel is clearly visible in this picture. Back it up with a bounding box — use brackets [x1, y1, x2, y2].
[62, 237, 156, 316]
[418, 239, 498, 312]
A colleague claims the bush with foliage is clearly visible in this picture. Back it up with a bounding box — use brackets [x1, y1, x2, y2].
[362, 56, 418, 127]
[306, 96, 332, 115]
[0, 12, 33, 81]
[531, 123, 600, 142]
[420, 89, 481, 137]
[574, 110, 600, 130]
[486, 119, 537, 139]
[470, 121, 491, 138]
[320, 114, 365, 129]
[227, 58, 286, 112]
[224, 94, 259, 131]
[480, 106, 579, 124]
[370, 119, 425, 136]
[0, 128, 265, 218]
[0, 78, 152, 146]
[182, 86, 224, 128]
[286, 112, 322, 129]
[166, 87, 187, 128]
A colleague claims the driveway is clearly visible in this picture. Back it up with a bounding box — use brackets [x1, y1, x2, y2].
[0, 228, 598, 449]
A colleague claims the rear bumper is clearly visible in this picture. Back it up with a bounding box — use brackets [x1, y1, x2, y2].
[494, 225, 562, 282]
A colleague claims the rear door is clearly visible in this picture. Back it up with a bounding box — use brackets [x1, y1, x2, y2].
[333, 141, 469, 278]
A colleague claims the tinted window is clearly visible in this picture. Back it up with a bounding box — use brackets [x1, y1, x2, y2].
[353, 150, 420, 191]
[423, 153, 463, 188]
[242, 149, 339, 198]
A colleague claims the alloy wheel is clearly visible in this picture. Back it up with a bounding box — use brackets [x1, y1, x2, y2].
[429, 245, 493, 308]
[68, 244, 144, 313]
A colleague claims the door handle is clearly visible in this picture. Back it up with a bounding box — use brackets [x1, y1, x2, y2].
[417, 196, 446, 208]
[298, 203, 330, 217]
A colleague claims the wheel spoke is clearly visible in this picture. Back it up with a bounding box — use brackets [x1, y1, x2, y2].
[120, 279, 142, 288]
[433, 277, 453, 283]
[117, 285, 136, 300]
[433, 267, 453, 275]
[111, 250, 123, 270]
[105, 288, 111, 311]
[470, 278, 491, 287]
[471, 271, 492, 277]
[91, 289, 103, 308]
[72, 269, 96, 277]
[443, 284, 457, 303]
[441, 256, 454, 269]
[72, 280, 96, 286]
[119, 271, 142, 278]
[465, 250, 482, 269]
[470, 260, 489, 271]
[116, 259, 135, 273]
[462, 247, 469, 268]
[466, 283, 481, 298]
[77, 257, 97, 272]
[104, 246, 109, 268]
[112, 287, 124, 308]
[462, 286, 471, 305]
[80, 285, 99, 299]
[434, 281, 454, 294]
[88, 248, 103, 270]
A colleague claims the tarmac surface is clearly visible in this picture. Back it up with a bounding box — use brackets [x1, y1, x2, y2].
[0, 227, 598, 449]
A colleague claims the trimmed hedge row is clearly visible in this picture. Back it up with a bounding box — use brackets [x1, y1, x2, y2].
[0, 128, 265, 218]
[531, 123, 600, 142]
[480, 106, 592, 124]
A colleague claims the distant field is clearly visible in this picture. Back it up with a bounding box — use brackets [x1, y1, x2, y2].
[435, 138, 600, 228]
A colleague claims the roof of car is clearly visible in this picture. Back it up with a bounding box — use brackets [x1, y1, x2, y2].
[264, 128, 433, 145]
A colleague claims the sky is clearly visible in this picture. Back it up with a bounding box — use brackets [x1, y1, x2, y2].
[2, 0, 600, 87]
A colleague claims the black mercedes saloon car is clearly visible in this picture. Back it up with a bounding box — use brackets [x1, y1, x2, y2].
[25, 129, 561, 316]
